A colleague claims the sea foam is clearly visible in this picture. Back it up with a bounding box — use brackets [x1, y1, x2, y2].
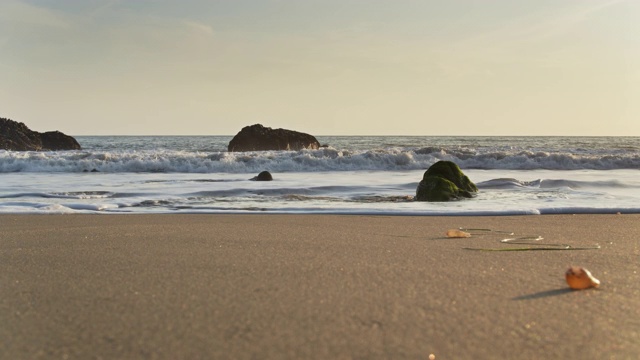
[1, 136, 639, 215]
[1, 145, 639, 173]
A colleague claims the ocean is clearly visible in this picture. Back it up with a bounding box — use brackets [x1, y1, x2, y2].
[1, 136, 639, 215]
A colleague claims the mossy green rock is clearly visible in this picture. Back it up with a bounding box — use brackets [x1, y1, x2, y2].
[415, 161, 478, 202]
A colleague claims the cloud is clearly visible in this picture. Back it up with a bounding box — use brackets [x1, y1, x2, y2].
[0, 0, 218, 75]
[423, 0, 633, 80]
[517, 0, 629, 43]
[183, 21, 215, 36]
[86, 0, 122, 18]
[0, 0, 72, 29]
[454, 0, 629, 49]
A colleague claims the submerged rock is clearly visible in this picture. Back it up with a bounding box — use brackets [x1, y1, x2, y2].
[415, 161, 478, 202]
[227, 124, 320, 152]
[0, 117, 81, 151]
[251, 171, 273, 181]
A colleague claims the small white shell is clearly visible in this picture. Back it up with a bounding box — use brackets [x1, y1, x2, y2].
[565, 266, 600, 290]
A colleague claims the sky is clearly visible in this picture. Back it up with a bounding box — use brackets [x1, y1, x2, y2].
[1, 0, 638, 136]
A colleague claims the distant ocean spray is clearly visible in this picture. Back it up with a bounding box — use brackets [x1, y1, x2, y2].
[1, 136, 639, 214]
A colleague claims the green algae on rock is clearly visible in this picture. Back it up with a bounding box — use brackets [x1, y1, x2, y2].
[415, 161, 478, 202]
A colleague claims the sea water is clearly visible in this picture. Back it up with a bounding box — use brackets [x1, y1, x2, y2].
[0, 136, 639, 215]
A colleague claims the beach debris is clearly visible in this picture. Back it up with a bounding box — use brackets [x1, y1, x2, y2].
[565, 266, 600, 290]
[446, 229, 471, 238]
[459, 228, 601, 251]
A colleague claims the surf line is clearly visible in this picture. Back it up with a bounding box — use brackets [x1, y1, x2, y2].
[459, 228, 601, 252]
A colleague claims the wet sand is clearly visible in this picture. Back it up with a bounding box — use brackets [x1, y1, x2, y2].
[1, 214, 639, 359]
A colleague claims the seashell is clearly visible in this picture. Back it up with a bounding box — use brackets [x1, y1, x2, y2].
[446, 229, 471, 238]
[565, 266, 600, 290]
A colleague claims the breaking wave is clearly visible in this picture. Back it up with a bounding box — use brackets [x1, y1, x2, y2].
[1, 146, 639, 173]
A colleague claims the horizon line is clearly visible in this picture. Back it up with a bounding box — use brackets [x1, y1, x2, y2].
[70, 134, 640, 138]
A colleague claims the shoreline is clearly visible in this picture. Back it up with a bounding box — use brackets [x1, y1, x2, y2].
[2, 208, 640, 216]
[2, 214, 639, 359]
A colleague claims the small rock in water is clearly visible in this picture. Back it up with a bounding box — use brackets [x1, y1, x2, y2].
[251, 171, 273, 181]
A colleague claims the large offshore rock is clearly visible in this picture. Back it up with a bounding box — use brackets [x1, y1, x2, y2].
[227, 124, 320, 152]
[0, 117, 81, 151]
[415, 161, 478, 202]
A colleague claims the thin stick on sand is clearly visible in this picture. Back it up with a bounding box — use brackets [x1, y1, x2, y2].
[459, 228, 601, 251]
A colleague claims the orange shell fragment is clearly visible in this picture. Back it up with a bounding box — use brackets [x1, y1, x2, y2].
[446, 229, 471, 238]
[565, 266, 600, 290]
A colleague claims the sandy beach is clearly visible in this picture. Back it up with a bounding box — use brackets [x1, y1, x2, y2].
[1, 214, 638, 359]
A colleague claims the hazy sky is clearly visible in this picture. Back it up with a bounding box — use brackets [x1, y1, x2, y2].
[1, 0, 638, 136]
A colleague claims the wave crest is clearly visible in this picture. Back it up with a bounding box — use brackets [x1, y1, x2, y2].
[1, 145, 639, 173]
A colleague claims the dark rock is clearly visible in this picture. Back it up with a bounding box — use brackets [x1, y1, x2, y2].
[0, 117, 81, 151]
[228, 124, 320, 152]
[40, 131, 82, 151]
[415, 161, 478, 202]
[251, 171, 273, 181]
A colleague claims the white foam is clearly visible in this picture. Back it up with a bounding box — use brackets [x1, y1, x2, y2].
[2, 136, 639, 215]
[0, 169, 639, 215]
[1, 146, 639, 173]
